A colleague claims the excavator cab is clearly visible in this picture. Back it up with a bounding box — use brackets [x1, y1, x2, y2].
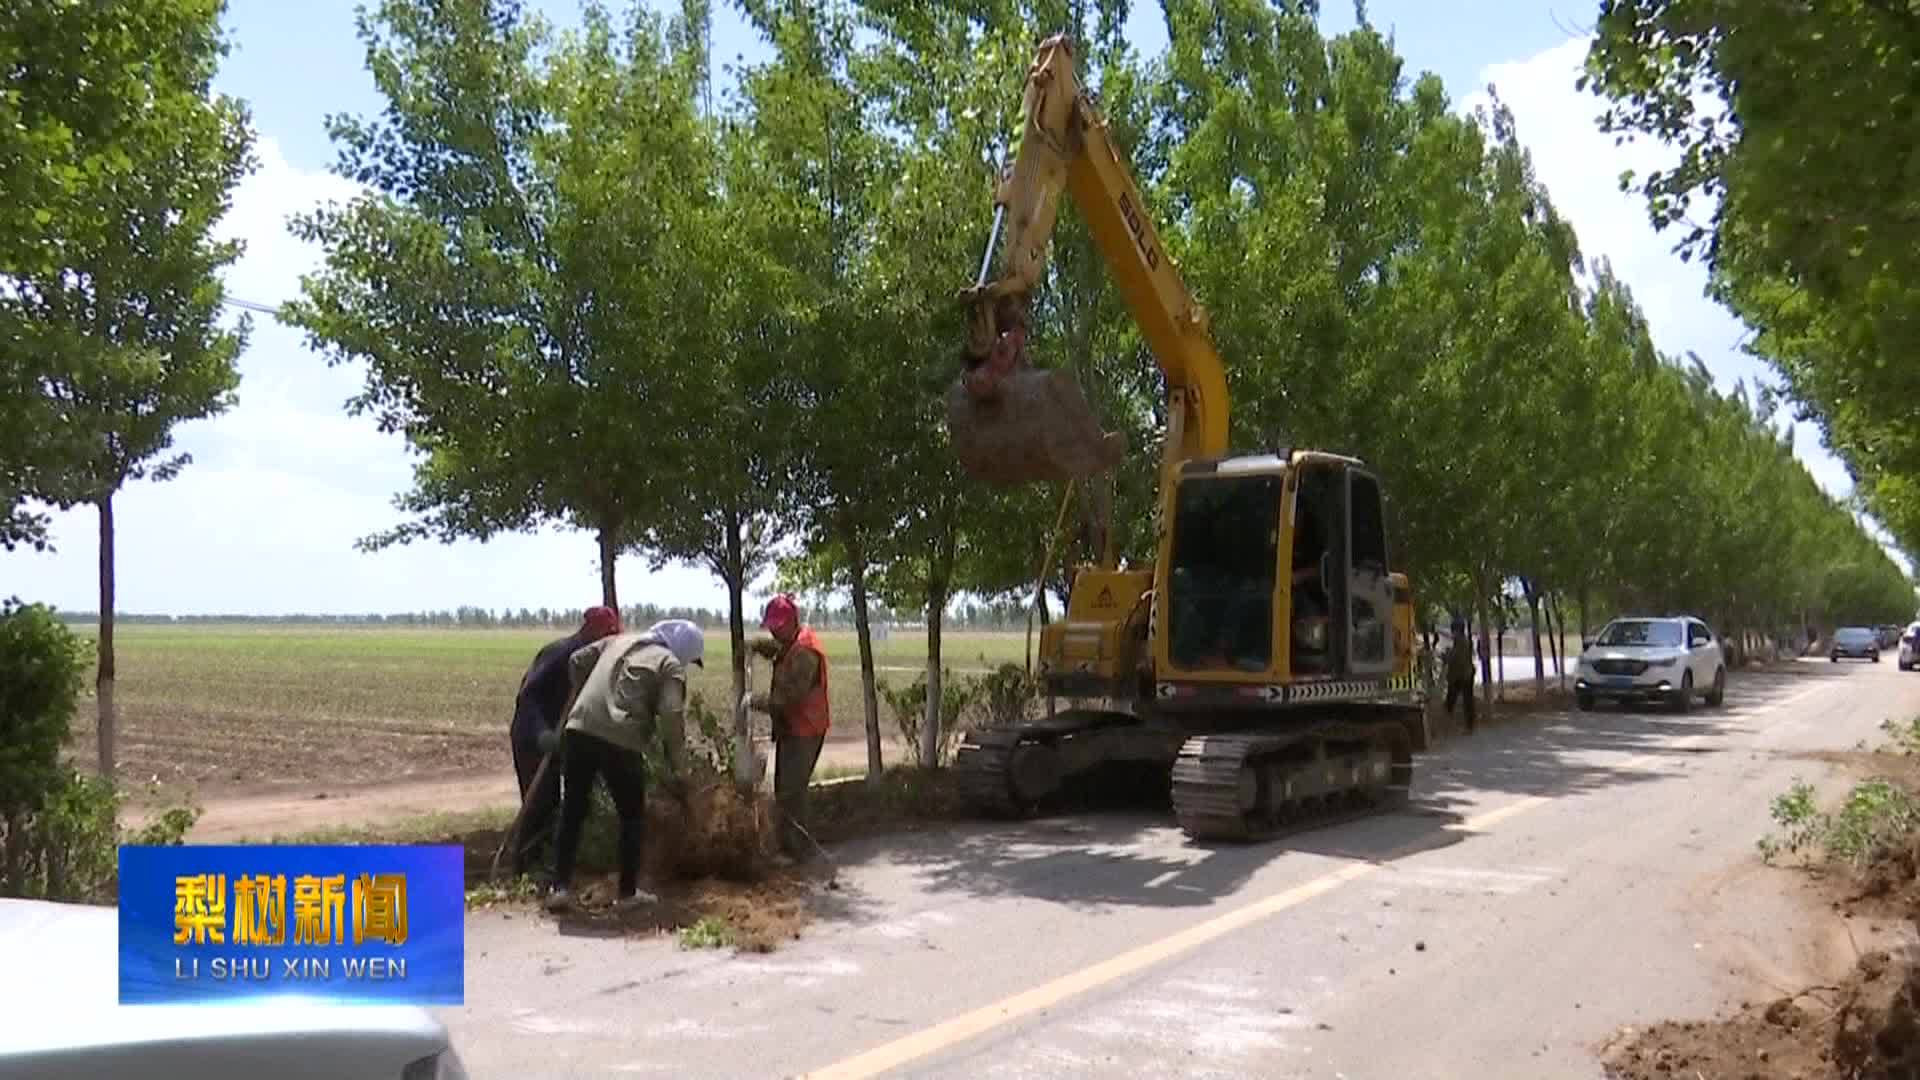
[1159, 452, 1399, 684]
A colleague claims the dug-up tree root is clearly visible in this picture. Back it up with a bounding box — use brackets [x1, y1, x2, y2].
[491, 769, 833, 889]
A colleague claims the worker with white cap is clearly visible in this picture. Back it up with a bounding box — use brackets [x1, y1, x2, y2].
[546, 618, 705, 912]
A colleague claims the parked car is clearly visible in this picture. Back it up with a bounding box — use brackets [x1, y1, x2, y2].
[1898, 623, 1920, 671]
[1575, 615, 1727, 712]
[1831, 626, 1881, 663]
[0, 898, 467, 1079]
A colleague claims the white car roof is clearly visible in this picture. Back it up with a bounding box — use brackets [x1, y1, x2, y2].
[0, 899, 450, 1078]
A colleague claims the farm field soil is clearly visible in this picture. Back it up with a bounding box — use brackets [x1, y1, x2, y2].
[67, 623, 1025, 805]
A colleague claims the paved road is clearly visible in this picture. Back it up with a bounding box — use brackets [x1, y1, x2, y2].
[441, 658, 1920, 1079]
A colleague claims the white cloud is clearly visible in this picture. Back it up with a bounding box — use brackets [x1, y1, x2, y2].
[1464, 38, 1912, 577]
[1461, 37, 1863, 505]
[2, 136, 729, 615]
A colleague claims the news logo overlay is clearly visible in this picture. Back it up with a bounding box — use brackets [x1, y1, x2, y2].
[118, 845, 464, 1005]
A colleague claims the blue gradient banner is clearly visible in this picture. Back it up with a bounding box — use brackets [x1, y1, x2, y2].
[118, 845, 464, 1005]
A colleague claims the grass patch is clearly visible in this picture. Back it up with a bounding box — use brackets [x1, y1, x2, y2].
[466, 874, 541, 908]
[1760, 718, 1920, 874]
[676, 916, 735, 950]
[1756, 778, 1920, 870]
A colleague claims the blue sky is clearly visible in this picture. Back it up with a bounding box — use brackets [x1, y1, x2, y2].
[3, 1, 1902, 616]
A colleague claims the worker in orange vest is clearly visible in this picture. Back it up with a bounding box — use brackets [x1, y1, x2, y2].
[749, 593, 831, 862]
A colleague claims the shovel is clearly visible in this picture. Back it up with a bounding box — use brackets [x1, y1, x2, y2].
[491, 730, 561, 881]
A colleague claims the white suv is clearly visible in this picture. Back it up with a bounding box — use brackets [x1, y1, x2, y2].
[1899, 623, 1920, 671]
[1575, 615, 1727, 713]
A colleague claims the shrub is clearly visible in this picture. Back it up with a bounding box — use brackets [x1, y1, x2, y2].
[1757, 777, 1920, 870]
[0, 599, 88, 820]
[2, 767, 199, 903]
[680, 691, 739, 781]
[878, 669, 980, 767]
[0, 597, 198, 903]
[967, 663, 1036, 729]
[1880, 716, 1920, 756]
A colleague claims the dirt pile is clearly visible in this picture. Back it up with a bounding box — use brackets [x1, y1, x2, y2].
[644, 782, 773, 883]
[1606, 745, 1920, 1079]
[1603, 949, 1920, 1079]
[946, 369, 1125, 486]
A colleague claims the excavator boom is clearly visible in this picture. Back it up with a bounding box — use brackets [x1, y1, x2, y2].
[949, 34, 1228, 488]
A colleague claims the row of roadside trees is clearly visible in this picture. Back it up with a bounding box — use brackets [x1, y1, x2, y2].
[270, 0, 1920, 748]
[6, 0, 1914, 781]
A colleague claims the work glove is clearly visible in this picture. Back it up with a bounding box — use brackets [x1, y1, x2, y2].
[748, 691, 770, 713]
[536, 727, 561, 756]
[750, 638, 780, 660]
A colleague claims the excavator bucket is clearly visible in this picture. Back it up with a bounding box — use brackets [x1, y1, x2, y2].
[947, 366, 1126, 487]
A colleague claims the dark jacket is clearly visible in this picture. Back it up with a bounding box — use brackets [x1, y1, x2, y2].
[511, 632, 587, 742]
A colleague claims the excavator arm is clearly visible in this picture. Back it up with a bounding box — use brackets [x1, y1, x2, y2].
[950, 34, 1230, 487]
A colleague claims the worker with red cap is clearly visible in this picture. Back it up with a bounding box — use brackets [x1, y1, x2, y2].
[507, 605, 620, 876]
[749, 593, 831, 861]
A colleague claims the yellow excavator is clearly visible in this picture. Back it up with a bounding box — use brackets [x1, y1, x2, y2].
[947, 35, 1425, 842]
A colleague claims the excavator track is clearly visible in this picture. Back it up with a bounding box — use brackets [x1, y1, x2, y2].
[953, 710, 1157, 818]
[953, 726, 1035, 818]
[1170, 720, 1414, 843]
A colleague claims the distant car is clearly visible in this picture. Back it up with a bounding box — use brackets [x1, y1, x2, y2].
[1831, 626, 1881, 663]
[0, 898, 467, 1079]
[1575, 615, 1727, 713]
[1899, 623, 1920, 671]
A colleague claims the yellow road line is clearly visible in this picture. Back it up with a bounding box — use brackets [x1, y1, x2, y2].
[803, 679, 1825, 1079]
[800, 794, 1550, 1080]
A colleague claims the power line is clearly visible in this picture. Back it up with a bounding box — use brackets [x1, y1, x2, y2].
[221, 296, 283, 316]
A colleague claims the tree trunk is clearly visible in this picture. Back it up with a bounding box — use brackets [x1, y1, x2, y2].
[1549, 594, 1567, 686]
[1578, 584, 1591, 646]
[924, 514, 957, 769]
[843, 526, 884, 782]
[596, 522, 619, 609]
[722, 508, 752, 789]
[923, 592, 944, 768]
[1494, 600, 1508, 703]
[1475, 591, 1495, 715]
[96, 494, 117, 782]
[1523, 578, 1545, 698]
[1024, 603, 1035, 678]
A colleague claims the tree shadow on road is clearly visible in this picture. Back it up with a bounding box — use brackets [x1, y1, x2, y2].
[818, 778, 1477, 913]
[813, 665, 1820, 918]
